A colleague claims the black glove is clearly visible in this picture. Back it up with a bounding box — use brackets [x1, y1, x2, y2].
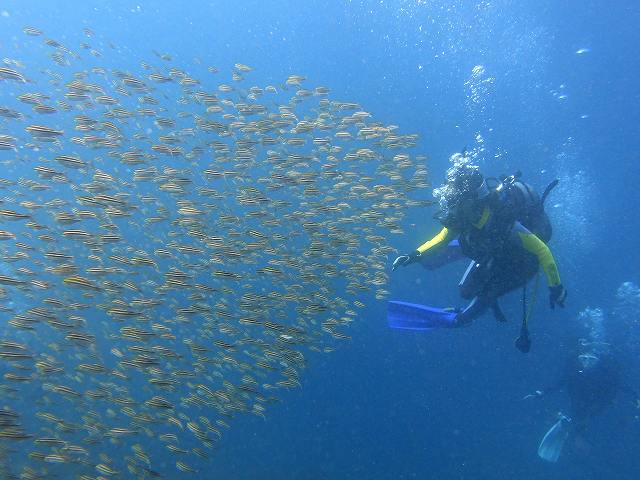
[549, 284, 567, 309]
[392, 250, 420, 271]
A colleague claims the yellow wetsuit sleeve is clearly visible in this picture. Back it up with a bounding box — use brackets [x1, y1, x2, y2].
[517, 230, 561, 287]
[416, 227, 455, 254]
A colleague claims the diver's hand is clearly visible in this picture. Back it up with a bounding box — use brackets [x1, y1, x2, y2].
[523, 390, 543, 400]
[392, 250, 420, 271]
[549, 284, 567, 309]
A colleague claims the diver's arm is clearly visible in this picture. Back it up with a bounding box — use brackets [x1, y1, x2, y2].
[515, 222, 567, 308]
[417, 226, 456, 255]
[515, 222, 561, 286]
[392, 227, 456, 271]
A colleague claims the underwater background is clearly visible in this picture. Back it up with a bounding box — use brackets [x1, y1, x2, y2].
[0, 1, 639, 479]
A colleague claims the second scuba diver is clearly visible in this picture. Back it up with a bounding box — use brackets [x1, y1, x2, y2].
[527, 305, 639, 462]
[391, 153, 567, 349]
[529, 347, 639, 462]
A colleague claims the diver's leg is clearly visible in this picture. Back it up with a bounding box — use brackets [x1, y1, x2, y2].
[454, 259, 496, 325]
[569, 398, 602, 434]
[458, 260, 490, 300]
[455, 254, 540, 326]
[454, 295, 490, 326]
[479, 256, 539, 323]
[487, 254, 539, 299]
[491, 300, 507, 322]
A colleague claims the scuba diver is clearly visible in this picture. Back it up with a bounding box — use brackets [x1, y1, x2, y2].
[528, 348, 639, 462]
[528, 306, 639, 462]
[389, 153, 567, 351]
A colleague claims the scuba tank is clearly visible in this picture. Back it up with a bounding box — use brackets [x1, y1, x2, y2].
[491, 172, 557, 243]
[455, 172, 557, 261]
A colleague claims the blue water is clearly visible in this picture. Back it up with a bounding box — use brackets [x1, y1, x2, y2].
[1, 1, 639, 478]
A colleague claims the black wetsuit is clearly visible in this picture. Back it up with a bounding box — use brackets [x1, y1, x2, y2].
[415, 203, 561, 323]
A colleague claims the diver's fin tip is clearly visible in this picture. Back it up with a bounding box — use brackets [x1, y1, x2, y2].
[537, 415, 571, 463]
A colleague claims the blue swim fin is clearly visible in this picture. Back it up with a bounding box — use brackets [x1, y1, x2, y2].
[538, 414, 571, 463]
[387, 301, 457, 330]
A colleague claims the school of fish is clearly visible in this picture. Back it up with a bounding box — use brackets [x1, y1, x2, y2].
[0, 25, 432, 478]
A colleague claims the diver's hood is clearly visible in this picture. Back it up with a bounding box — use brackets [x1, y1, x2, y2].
[434, 173, 490, 229]
[432, 153, 491, 229]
